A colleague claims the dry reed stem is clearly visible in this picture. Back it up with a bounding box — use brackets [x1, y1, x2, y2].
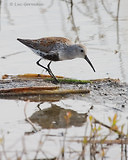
[68, 139, 128, 145]
[93, 118, 126, 136]
[2, 74, 63, 79]
[0, 86, 59, 93]
[0, 88, 90, 96]
[24, 100, 38, 132]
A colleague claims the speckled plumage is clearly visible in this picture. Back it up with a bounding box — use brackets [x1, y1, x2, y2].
[17, 37, 73, 61]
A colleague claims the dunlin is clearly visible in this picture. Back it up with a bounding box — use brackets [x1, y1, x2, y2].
[17, 37, 95, 83]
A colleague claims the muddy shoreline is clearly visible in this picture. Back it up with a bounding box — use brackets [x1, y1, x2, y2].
[0, 76, 127, 108]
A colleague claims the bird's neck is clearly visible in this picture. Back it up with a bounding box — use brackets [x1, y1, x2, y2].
[59, 45, 81, 61]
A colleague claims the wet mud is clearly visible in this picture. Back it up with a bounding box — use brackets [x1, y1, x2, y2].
[0, 76, 127, 107]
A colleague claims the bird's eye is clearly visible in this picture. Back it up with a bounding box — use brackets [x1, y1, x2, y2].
[81, 49, 84, 52]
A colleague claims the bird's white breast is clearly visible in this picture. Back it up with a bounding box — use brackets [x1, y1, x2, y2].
[31, 48, 46, 57]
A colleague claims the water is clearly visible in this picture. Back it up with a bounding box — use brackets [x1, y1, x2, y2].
[0, 0, 128, 159]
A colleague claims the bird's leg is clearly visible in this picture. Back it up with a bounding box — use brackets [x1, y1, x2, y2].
[47, 61, 59, 83]
[36, 58, 59, 83]
[36, 58, 49, 72]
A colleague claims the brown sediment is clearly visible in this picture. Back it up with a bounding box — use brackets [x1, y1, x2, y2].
[90, 78, 120, 83]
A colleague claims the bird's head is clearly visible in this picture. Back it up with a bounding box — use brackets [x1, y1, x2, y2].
[73, 44, 96, 72]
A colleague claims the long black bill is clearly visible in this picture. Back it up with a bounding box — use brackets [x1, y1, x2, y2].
[85, 55, 96, 72]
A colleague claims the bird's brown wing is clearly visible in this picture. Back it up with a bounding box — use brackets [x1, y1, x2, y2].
[17, 37, 72, 54]
[37, 37, 73, 53]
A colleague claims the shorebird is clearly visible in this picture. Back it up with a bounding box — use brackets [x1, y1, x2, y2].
[17, 37, 95, 83]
